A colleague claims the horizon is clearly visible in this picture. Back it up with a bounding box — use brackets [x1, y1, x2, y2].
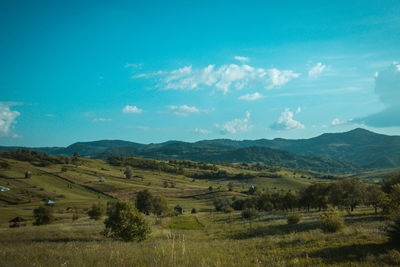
[1, 127, 397, 148]
[1, 1, 400, 147]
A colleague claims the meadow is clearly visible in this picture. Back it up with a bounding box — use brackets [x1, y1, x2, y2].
[0, 154, 398, 266]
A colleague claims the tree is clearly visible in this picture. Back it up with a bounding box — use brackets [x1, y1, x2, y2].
[135, 189, 153, 215]
[366, 185, 386, 214]
[103, 200, 151, 242]
[72, 152, 80, 166]
[33, 205, 54, 225]
[152, 196, 168, 216]
[88, 203, 104, 220]
[124, 166, 133, 179]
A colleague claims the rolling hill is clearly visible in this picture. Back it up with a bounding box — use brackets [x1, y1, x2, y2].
[1, 128, 399, 172]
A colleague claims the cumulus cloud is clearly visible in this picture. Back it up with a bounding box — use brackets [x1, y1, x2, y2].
[122, 105, 142, 114]
[355, 62, 400, 127]
[234, 56, 249, 63]
[0, 103, 20, 137]
[308, 62, 326, 78]
[134, 63, 299, 94]
[92, 118, 112, 122]
[218, 111, 253, 134]
[194, 128, 211, 134]
[238, 92, 264, 101]
[270, 108, 304, 130]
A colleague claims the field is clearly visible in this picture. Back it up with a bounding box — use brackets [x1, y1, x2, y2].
[0, 156, 398, 266]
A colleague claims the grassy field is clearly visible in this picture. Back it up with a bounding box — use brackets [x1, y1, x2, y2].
[0, 156, 398, 266]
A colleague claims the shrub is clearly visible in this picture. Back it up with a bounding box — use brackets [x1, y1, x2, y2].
[287, 213, 301, 225]
[387, 216, 400, 245]
[224, 206, 234, 213]
[88, 203, 104, 220]
[191, 208, 197, 214]
[103, 200, 151, 242]
[242, 208, 258, 220]
[124, 166, 133, 179]
[33, 205, 54, 225]
[319, 208, 344, 233]
[213, 198, 231, 212]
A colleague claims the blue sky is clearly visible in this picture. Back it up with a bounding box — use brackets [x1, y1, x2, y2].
[1, 0, 400, 147]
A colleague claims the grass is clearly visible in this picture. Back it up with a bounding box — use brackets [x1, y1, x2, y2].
[0, 157, 398, 266]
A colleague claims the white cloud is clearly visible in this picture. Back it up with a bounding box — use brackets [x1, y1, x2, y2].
[354, 62, 400, 127]
[134, 63, 299, 94]
[194, 128, 211, 134]
[168, 105, 203, 116]
[238, 92, 264, 101]
[92, 118, 112, 122]
[308, 62, 326, 78]
[331, 118, 356, 126]
[0, 103, 20, 137]
[122, 105, 142, 114]
[219, 111, 253, 134]
[234, 56, 249, 63]
[266, 69, 300, 89]
[270, 108, 304, 130]
[296, 107, 301, 114]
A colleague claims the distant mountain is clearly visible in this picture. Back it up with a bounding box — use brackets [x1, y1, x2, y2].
[1, 128, 399, 172]
[196, 128, 400, 169]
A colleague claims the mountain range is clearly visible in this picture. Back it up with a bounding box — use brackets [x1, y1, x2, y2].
[1, 128, 399, 173]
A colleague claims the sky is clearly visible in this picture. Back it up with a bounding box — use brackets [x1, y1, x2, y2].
[1, 0, 400, 147]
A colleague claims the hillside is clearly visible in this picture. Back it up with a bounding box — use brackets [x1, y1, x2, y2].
[197, 128, 400, 168]
[1, 128, 399, 172]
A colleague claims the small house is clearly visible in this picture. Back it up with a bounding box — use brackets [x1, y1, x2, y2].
[66, 207, 73, 213]
[0, 186, 10, 192]
[45, 200, 55, 207]
[25, 171, 32, 178]
[9, 217, 27, 228]
[99, 177, 105, 182]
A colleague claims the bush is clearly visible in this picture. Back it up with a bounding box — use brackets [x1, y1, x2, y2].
[319, 208, 344, 233]
[191, 208, 197, 214]
[88, 203, 104, 220]
[242, 208, 258, 220]
[103, 200, 151, 242]
[213, 198, 231, 212]
[33, 206, 54, 225]
[287, 213, 301, 225]
[124, 166, 133, 179]
[387, 216, 400, 245]
[224, 206, 234, 213]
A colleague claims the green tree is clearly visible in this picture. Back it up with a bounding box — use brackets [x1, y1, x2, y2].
[33, 205, 54, 225]
[135, 189, 153, 215]
[366, 185, 386, 214]
[88, 203, 104, 220]
[152, 196, 168, 216]
[103, 200, 151, 242]
[124, 166, 133, 179]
